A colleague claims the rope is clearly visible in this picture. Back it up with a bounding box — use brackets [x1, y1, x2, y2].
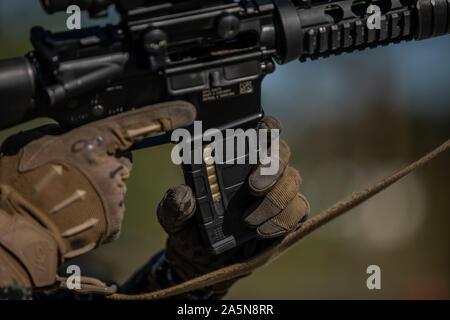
[108, 139, 449, 300]
[57, 275, 117, 295]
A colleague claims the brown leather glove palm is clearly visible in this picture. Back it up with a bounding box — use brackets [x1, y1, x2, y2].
[0, 101, 196, 290]
[157, 116, 309, 294]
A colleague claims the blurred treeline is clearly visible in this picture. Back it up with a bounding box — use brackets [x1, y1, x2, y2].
[0, 2, 449, 299]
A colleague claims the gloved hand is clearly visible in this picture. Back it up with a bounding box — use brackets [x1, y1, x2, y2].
[0, 101, 196, 290]
[156, 115, 309, 296]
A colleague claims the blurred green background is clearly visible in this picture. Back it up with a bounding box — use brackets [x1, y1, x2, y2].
[1, 2, 449, 299]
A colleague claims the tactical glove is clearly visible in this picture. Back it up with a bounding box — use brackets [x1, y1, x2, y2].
[0, 101, 196, 290]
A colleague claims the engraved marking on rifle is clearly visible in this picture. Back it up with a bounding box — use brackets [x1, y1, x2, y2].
[202, 81, 255, 102]
[240, 81, 254, 94]
[202, 87, 235, 102]
[64, 242, 96, 259]
[106, 106, 124, 116]
[126, 122, 162, 138]
[70, 113, 89, 123]
[61, 218, 99, 238]
[204, 145, 222, 203]
[33, 165, 63, 195]
[49, 190, 87, 214]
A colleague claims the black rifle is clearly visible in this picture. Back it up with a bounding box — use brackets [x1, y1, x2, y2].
[0, 0, 448, 254]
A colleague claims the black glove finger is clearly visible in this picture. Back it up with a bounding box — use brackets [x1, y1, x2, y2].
[157, 184, 196, 234]
[248, 139, 291, 196]
[256, 193, 310, 238]
[244, 166, 301, 227]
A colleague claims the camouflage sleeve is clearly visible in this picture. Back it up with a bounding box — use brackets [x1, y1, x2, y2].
[0, 284, 33, 300]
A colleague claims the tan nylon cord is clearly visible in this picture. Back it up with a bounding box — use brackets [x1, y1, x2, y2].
[107, 139, 449, 300]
